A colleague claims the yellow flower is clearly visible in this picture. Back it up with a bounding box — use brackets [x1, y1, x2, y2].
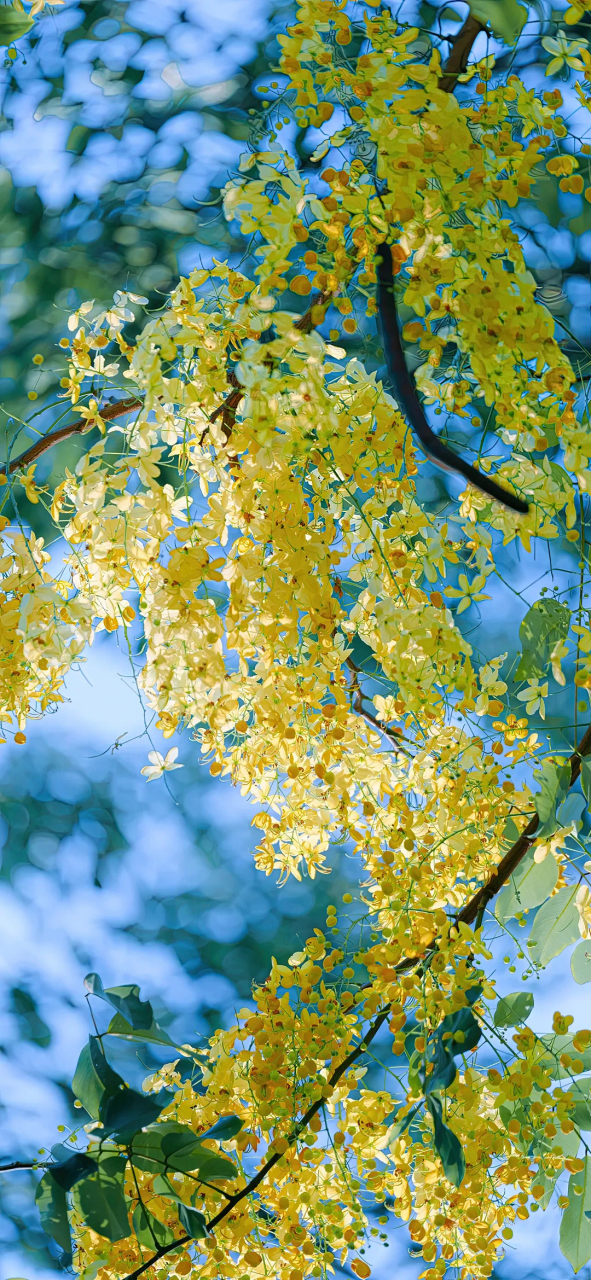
[140, 748, 184, 782]
[444, 573, 490, 614]
[541, 33, 587, 75]
[20, 465, 39, 504]
[492, 714, 529, 743]
[516, 679, 548, 719]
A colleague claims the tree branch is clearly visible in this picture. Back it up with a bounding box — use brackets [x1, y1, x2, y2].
[438, 13, 487, 93]
[457, 723, 591, 927]
[122, 1001, 390, 1280]
[0, 1160, 41, 1172]
[0, 397, 143, 477]
[115, 720, 591, 1278]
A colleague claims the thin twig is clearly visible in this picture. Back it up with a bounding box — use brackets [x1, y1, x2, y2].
[346, 657, 412, 758]
[0, 398, 143, 477]
[0, 1160, 41, 1172]
[457, 723, 591, 927]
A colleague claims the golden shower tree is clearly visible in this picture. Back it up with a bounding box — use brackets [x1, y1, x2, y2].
[2, 0, 591, 1276]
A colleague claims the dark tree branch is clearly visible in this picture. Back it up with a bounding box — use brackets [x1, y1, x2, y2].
[438, 13, 487, 92]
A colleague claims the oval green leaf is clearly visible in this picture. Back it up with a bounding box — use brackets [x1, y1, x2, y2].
[572, 940, 591, 985]
[560, 1156, 591, 1272]
[493, 991, 534, 1027]
[495, 851, 558, 921]
[528, 885, 580, 966]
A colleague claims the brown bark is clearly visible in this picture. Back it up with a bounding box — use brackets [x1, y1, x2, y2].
[0, 396, 143, 477]
[438, 12, 487, 93]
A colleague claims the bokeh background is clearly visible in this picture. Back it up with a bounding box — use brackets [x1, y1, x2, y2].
[0, 0, 589, 1275]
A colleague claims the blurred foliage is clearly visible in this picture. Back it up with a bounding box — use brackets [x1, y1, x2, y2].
[0, 0, 294, 473]
[0, 741, 357, 1268]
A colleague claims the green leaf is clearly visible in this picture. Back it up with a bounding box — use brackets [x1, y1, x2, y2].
[106, 1010, 176, 1048]
[563, 1080, 591, 1131]
[557, 792, 586, 831]
[531, 1126, 580, 1208]
[178, 1202, 210, 1240]
[495, 850, 558, 921]
[0, 5, 34, 45]
[72, 1154, 131, 1243]
[48, 1149, 97, 1191]
[84, 974, 154, 1032]
[514, 599, 570, 681]
[100, 1086, 176, 1139]
[494, 991, 534, 1027]
[35, 1172, 72, 1260]
[533, 759, 571, 840]
[132, 1203, 176, 1249]
[128, 1121, 237, 1178]
[528, 885, 580, 966]
[535, 1034, 591, 1079]
[426, 1097, 465, 1187]
[581, 760, 591, 806]
[572, 940, 591, 985]
[198, 1115, 244, 1143]
[72, 1037, 125, 1120]
[560, 1155, 591, 1272]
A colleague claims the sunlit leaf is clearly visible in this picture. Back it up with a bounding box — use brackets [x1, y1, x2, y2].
[494, 991, 534, 1027]
[128, 1120, 238, 1178]
[560, 1156, 591, 1272]
[572, 939, 591, 984]
[495, 850, 558, 920]
[106, 1010, 177, 1048]
[528, 885, 580, 966]
[533, 759, 571, 840]
[132, 1202, 176, 1249]
[514, 599, 570, 681]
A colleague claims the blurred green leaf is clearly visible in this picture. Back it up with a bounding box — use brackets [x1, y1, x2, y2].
[467, 0, 527, 43]
[0, 6, 34, 45]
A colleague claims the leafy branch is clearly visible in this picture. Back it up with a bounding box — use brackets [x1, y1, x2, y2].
[0, 397, 144, 477]
[120, 719, 591, 1277]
